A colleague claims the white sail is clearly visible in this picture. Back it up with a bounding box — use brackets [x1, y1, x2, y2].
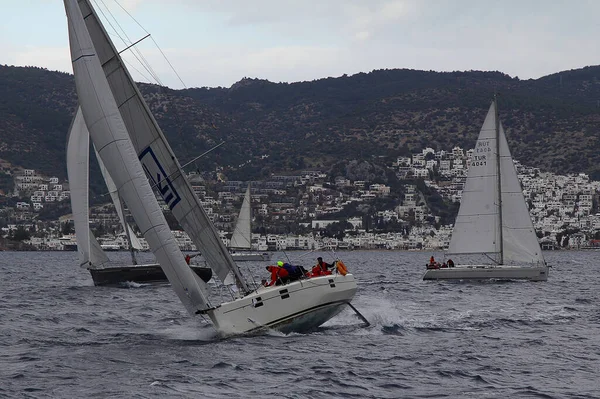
[73, 0, 247, 291]
[67, 107, 110, 268]
[65, 0, 210, 313]
[448, 102, 501, 255]
[498, 122, 544, 264]
[95, 148, 143, 251]
[229, 186, 252, 250]
[88, 228, 109, 266]
[448, 100, 544, 265]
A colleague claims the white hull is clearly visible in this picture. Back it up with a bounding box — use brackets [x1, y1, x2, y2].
[206, 274, 357, 335]
[230, 252, 273, 261]
[423, 265, 549, 282]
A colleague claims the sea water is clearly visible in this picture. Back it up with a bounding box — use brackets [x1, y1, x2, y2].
[0, 250, 598, 398]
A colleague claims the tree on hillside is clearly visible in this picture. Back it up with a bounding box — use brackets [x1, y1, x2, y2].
[12, 226, 30, 241]
[61, 221, 74, 235]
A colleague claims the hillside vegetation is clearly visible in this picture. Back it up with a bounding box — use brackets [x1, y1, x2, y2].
[2, 64, 600, 186]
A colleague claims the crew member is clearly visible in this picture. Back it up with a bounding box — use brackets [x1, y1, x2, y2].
[266, 264, 289, 286]
[312, 257, 332, 276]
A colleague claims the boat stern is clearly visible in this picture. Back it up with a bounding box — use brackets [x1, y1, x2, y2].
[206, 274, 357, 335]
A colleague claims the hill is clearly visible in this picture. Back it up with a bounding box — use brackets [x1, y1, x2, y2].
[2, 64, 600, 189]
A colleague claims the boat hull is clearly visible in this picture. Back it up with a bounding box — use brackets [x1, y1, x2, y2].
[230, 252, 273, 261]
[423, 265, 549, 281]
[88, 264, 213, 286]
[206, 274, 357, 335]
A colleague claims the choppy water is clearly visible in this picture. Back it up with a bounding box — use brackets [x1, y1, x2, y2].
[0, 250, 599, 398]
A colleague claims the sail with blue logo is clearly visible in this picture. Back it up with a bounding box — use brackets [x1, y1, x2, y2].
[69, 0, 248, 292]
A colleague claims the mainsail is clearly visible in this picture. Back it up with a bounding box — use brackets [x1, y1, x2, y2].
[448, 102, 501, 256]
[229, 186, 252, 250]
[448, 100, 544, 265]
[73, 0, 248, 292]
[66, 107, 110, 269]
[65, 0, 210, 313]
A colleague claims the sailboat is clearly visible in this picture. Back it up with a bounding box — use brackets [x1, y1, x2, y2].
[67, 107, 212, 286]
[228, 186, 272, 261]
[423, 98, 549, 281]
[64, 0, 359, 335]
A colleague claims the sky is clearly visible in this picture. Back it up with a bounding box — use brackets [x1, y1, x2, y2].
[2, 0, 600, 89]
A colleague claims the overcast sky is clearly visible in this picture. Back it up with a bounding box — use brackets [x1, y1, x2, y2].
[2, 0, 599, 89]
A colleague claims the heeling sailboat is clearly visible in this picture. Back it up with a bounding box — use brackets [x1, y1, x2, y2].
[423, 98, 549, 281]
[65, 0, 358, 335]
[72, 0, 247, 293]
[228, 185, 272, 261]
[67, 108, 212, 286]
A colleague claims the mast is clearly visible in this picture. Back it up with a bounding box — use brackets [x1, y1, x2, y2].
[494, 94, 504, 265]
[121, 199, 138, 265]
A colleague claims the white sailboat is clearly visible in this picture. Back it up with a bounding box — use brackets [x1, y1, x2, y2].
[67, 108, 211, 286]
[64, 0, 359, 335]
[228, 186, 272, 261]
[423, 99, 549, 281]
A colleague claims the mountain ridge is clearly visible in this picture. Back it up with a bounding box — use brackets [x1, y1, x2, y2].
[2, 64, 600, 188]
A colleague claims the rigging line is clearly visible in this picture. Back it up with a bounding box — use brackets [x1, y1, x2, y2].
[144, 141, 226, 193]
[108, 1, 190, 154]
[122, 58, 153, 83]
[179, 141, 225, 170]
[99, 141, 225, 199]
[100, 2, 192, 171]
[93, 0, 162, 85]
[118, 33, 151, 54]
[111, 3, 164, 86]
[94, 0, 163, 85]
[149, 36, 187, 89]
[112, 0, 187, 88]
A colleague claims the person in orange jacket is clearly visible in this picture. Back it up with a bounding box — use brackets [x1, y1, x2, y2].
[266, 265, 289, 286]
[427, 256, 439, 270]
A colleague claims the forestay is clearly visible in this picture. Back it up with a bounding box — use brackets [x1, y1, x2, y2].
[229, 186, 252, 250]
[65, 0, 210, 313]
[73, 0, 248, 291]
[66, 107, 110, 269]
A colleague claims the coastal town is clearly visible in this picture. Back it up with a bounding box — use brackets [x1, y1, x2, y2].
[1, 145, 599, 252]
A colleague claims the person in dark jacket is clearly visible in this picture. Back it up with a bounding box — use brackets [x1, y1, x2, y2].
[280, 261, 306, 280]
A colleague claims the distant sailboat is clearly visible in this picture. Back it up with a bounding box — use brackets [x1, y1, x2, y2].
[65, 0, 359, 335]
[423, 98, 549, 281]
[67, 107, 212, 286]
[228, 186, 272, 261]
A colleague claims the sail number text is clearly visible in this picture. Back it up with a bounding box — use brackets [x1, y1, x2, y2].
[473, 140, 491, 166]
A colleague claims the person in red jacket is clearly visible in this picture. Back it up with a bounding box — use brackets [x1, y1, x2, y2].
[266, 265, 289, 286]
[311, 257, 332, 277]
